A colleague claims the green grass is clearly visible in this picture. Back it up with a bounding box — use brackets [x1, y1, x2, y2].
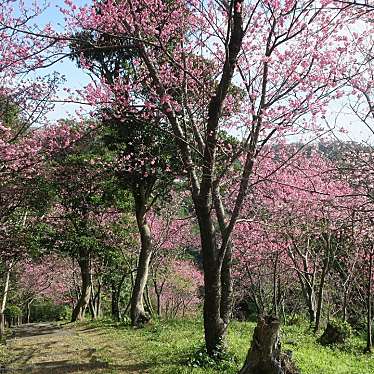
[75, 318, 374, 374]
[1, 319, 373, 373]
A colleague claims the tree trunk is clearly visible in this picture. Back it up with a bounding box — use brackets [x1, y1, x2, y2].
[130, 191, 152, 326]
[0, 262, 12, 338]
[220, 241, 233, 325]
[239, 315, 299, 374]
[197, 207, 226, 356]
[26, 299, 34, 324]
[342, 290, 348, 322]
[89, 280, 102, 320]
[153, 279, 162, 317]
[365, 249, 373, 353]
[314, 258, 329, 333]
[111, 283, 121, 322]
[89, 299, 97, 320]
[144, 284, 154, 316]
[306, 286, 316, 325]
[71, 252, 91, 322]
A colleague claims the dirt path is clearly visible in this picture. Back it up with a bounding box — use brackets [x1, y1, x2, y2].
[2, 322, 148, 374]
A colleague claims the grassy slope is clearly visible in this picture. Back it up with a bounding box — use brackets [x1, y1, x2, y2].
[77, 319, 374, 374]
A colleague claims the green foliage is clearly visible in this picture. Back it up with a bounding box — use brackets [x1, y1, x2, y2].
[318, 319, 353, 346]
[288, 314, 310, 327]
[0, 95, 21, 129]
[185, 343, 239, 371]
[4, 305, 22, 318]
[30, 300, 70, 322]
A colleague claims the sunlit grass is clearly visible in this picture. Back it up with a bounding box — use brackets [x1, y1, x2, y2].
[75, 318, 374, 373]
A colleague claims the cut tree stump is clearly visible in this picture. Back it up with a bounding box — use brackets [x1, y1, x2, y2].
[239, 315, 299, 374]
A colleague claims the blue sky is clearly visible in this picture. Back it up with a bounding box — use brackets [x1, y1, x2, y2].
[23, 0, 91, 121]
[21, 0, 373, 143]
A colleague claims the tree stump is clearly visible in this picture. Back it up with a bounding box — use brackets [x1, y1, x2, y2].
[239, 315, 299, 374]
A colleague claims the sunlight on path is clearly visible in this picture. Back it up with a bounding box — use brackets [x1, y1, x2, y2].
[4, 322, 147, 374]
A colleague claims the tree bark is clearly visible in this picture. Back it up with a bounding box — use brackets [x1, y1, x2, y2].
[111, 282, 121, 321]
[314, 257, 330, 333]
[0, 261, 12, 338]
[239, 315, 299, 374]
[26, 298, 34, 324]
[220, 241, 233, 325]
[89, 280, 101, 320]
[365, 249, 373, 353]
[130, 190, 152, 326]
[71, 252, 91, 322]
[306, 286, 316, 325]
[196, 205, 226, 355]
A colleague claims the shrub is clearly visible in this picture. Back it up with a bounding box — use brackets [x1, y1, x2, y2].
[4, 305, 22, 318]
[287, 314, 309, 327]
[30, 300, 70, 322]
[185, 343, 239, 372]
[318, 319, 352, 346]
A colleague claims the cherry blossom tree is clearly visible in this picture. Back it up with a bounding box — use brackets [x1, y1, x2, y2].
[58, 0, 374, 355]
[1, 0, 374, 363]
[17, 255, 74, 323]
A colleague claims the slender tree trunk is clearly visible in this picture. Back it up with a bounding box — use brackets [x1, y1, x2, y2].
[89, 281, 101, 320]
[130, 191, 152, 326]
[306, 286, 316, 325]
[0, 262, 12, 338]
[26, 298, 34, 324]
[220, 241, 233, 325]
[342, 290, 348, 323]
[111, 272, 127, 321]
[89, 299, 97, 320]
[95, 281, 101, 318]
[111, 283, 120, 321]
[365, 249, 373, 353]
[314, 259, 329, 333]
[272, 255, 279, 317]
[153, 279, 162, 317]
[71, 252, 91, 322]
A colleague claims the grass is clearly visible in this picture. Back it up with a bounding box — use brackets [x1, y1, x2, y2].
[1, 318, 373, 373]
[72, 318, 374, 374]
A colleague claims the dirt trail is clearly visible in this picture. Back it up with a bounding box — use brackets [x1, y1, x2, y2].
[1, 322, 148, 374]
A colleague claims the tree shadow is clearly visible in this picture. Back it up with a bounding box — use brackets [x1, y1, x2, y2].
[5, 360, 156, 373]
[11, 324, 64, 339]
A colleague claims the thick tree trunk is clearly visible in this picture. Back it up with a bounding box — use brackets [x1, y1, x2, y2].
[365, 250, 373, 353]
[130, 192, 152, 326]
[144, 284, 154, 316]
[71, 253, 91, 322]
[239, 315, 299, 374]
[197, 207, 226, 356]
